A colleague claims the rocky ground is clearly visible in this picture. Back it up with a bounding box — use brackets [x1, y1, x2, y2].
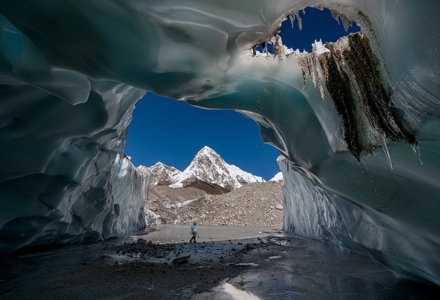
[2, 225, 438, 299]
[0, 227, 281, 299]
[147, 182, 284, 227]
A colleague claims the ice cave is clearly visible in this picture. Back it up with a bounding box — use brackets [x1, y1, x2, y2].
[0, 0, 440, 288]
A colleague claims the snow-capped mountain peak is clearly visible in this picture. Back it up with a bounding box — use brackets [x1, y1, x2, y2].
[171, 146, 265, 190]
[140, 162, 182, 186]
[187, 146, 229, 176]
[144, 146, 266, 190]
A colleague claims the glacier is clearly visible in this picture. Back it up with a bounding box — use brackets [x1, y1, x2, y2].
[0, 0, 440, 287]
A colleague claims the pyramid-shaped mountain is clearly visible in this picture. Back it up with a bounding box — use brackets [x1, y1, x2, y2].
[141, 146, 265, 191]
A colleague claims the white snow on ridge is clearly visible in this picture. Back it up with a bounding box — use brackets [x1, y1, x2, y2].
[226, 163, 265, 187]
[146, 146, 266, 190]
[171, 146, 266, 190]
[269, 172, 283, 182]
[140, 162, 182, 185]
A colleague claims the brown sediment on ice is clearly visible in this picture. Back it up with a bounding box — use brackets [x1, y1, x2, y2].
[299, 32, 417, 160]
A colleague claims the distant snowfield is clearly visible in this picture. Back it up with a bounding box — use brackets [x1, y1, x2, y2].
[163, 199, 197, 209]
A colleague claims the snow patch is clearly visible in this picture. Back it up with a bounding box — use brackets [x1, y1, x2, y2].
[269, 172, 284, 182]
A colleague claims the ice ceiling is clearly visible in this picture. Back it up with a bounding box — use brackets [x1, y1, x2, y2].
[1, 0, 440, 286]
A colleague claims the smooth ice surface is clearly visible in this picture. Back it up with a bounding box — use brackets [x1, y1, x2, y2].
[1, 0, 440, 286]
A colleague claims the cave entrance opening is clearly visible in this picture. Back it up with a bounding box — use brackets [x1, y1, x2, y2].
[125, 93, 284, 228]
[256, 7, 361, 54]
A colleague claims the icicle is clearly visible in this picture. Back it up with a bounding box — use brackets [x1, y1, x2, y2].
[262, 42, 268, 57]
[294, 12, 303, 31]
[412, 145, 423, 165]
[297, 54, 309, 89]
[251, 45, 256, 57]
[360, 158, 367, 168]
[382, 134, 393, 170]
[340, 14, 354, 32]
[330, 9, 340, 25]
[313, 54, 325, 99]
[307, 54, 316, 87]
[289, 14, 295, 28]
[274, 35, 286, 62]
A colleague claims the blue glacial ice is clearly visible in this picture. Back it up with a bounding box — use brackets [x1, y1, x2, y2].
[0, 0, 440, 286]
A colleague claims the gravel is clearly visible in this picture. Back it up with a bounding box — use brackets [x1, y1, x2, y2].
[147, 182, 284, 227]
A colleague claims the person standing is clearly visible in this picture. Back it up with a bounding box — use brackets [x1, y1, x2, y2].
[189, 222, 199, 243]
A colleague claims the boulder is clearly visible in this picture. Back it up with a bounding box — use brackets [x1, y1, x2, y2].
[172, 255, 190, 265]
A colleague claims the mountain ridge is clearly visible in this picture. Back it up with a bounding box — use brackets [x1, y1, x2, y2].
[140, 146, 269, 191]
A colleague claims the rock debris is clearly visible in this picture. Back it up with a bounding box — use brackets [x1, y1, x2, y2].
[147, 182, 283, 227]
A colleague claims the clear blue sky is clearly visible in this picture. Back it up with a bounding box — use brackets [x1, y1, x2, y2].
[125, 8, 360, 180]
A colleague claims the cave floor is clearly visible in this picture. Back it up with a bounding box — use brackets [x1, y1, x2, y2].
[0, 225, 438, 299]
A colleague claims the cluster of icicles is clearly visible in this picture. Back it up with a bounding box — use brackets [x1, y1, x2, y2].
[250, 8, 417, 166]
[250, 9, 355, 60]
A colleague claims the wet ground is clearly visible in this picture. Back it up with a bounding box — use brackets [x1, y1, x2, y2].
[1, 225, 439, 299]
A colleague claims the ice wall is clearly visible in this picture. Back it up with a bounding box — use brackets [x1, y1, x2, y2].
[0, 11, 152, 253]
[1, 0, 440, 286]
[107, 154, 152, 238]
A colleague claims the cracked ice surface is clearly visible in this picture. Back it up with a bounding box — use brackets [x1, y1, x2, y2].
[1, 0, 440, 286]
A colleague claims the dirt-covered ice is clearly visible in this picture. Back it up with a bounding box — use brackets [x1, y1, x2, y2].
[0, 225, 438, 299]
